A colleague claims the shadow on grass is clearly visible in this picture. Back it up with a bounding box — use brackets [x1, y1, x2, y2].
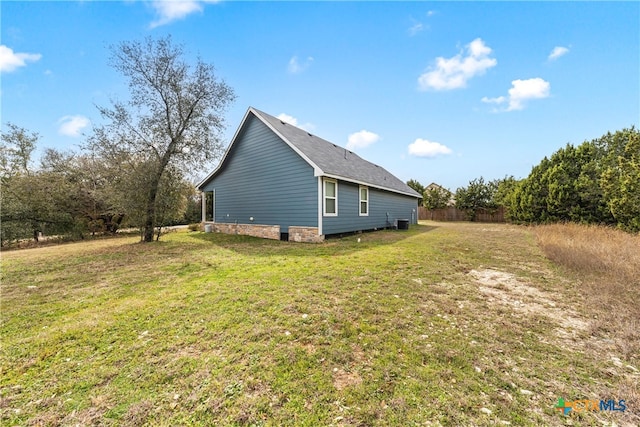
[186, 223, 439, 257]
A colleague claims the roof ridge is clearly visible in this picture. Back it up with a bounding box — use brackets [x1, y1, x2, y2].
[251, 108, 389, 171]
[199, 106, 420, 198]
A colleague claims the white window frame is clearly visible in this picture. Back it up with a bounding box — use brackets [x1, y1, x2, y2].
[359, 186, 369, 216]
[203, 189, 215, 222]
[323, 178, 338, 216]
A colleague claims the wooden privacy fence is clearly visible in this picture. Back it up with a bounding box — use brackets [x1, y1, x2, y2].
[419, 206, 506, 223]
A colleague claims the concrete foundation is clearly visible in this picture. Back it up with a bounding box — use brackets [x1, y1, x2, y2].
[288, 226, 324, 243]
[210, 222, 281, 240]
[205, 222, 324, 243]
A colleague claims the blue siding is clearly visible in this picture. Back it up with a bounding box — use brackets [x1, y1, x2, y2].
[201, 116, 318, 231]
[322, 181, 419, 235]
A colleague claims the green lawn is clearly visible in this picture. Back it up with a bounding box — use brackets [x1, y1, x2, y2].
[1, 222, 637, 426]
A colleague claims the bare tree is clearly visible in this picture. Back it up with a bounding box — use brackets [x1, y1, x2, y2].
[1, 122, 38, 177]
[89, 36, 235, 242]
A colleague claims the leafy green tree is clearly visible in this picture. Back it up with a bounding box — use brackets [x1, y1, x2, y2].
[509, 127, 637, 229]
[406, 179, 425, 197]
[40, 149, 125, 236]
[1, 125, 127, 246]
[510, 157, 552, 223]
[0, 124, 68, 244]
[455, 177, 497, 221]
[152, 166, 195, 239]
[100, 156, 194, 240]
[1, 168, 76, 244]
[572, 141, 612, 223]
[0, 122, 37, 177]
[493, 175, 517, 205]
[183, 191, 203, 224]
[423, 185, 452, 209]
[537, 142, 609, 223]
[545, 144, 585, 221]
[601, 127, 640, 232]
[89, 36, 235, 242]
[1, 120, 200, 246]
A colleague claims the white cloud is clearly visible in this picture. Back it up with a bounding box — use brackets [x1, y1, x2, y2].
[276, 113, 298, 126]
[418, 38, 497, 91]
[408, 138, 452, 158]
[508, 78, 550, 110]
[276, 113, 315, 132]
[58, 115, 90, 137]
[481, 95, 507, 105]
[408, 22, 424, 36]
[149, 0, 218, 28]
[0, 45, 42, 73]
[346, 130, 380, 150]
[482, 78, 551, 111]
[548, 46, 569, 61]
[287, 55, 314, 74]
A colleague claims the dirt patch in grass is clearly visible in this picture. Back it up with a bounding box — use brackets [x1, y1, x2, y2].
[470, 268, 588, 334]
[122, 399, 154, 425]
[332, 368, 362, 391]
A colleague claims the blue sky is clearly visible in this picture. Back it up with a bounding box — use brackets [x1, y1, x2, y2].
[2, 1, 639, 191]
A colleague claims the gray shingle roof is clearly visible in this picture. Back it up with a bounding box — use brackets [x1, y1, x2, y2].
[252, 108, 420, 198]
[198, 107, 421, 198]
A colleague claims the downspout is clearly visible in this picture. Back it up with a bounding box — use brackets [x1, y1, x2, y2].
[317, 176, 323, 236]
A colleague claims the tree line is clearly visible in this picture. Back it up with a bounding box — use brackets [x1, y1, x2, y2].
[508, 127, 639, 232]
[408, 126, 639, 232]
[0, 123, 201, 246]
[407, 176, 513, 222]
[1, 36, 235, 247]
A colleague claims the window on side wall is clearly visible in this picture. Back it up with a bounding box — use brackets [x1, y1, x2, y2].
[324, 178, 337, 216]
[205, 190, 214, 222]
[359, 186, 369, 216]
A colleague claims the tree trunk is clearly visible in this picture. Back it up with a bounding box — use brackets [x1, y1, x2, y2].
[142, 175, 160, 242]
[143, 198, 156, 242]
[142, 156, 172, 242]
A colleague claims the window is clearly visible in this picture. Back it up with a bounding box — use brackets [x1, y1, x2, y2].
[204, 190, 215, 221]
[359, 186, 369, 216]
[324, 179, 337, 216]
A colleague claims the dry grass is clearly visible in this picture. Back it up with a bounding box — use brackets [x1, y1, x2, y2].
[535, 222, 640, 359]
[535, 223, 640, 283]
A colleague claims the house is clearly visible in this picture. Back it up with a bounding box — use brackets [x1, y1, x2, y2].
[425, 182, 455, 206]
[197, 107, 421, 242]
